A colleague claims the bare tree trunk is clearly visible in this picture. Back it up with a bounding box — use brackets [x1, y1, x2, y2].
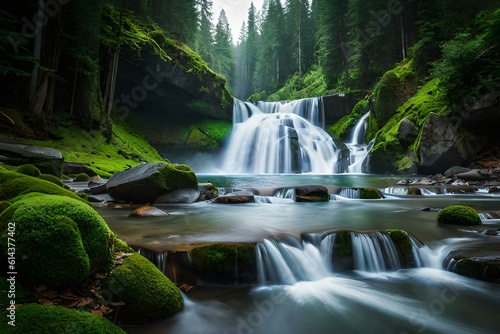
[29, 0, 45, 104]
[70, 57, 79, 116]
[30, 73, 49, 114]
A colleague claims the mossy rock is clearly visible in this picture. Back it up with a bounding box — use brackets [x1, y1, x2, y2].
[437, 205, 481, 226]
[73, 173, 90, 182]
[0, 303, 125, 333]
[360, 188, 384, 199]
[15, 164, 41, 177]
[330, 231, 354, 272]
[106, 162, 198, 203]
[112, 234, 134, 253]
[191, 243, 257, 285]
[386, 229, 413, 268]
[0, 201, 10, 215]
[103, 253, 183, 323]
[0, 169, 82, 202]
[0, 194, 114, 288]
[37, 173, 65, 188]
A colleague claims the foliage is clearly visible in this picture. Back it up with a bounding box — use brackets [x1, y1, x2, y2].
[0, 303, 125, 334]
[103, 253, 183, 321]
[15, 164, 41, 177]
[328, 99, 369, 139]
[267, 66, 330, 101]
[437, 205, 482, 226]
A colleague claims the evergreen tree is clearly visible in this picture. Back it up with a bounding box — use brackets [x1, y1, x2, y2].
[196, 0, 214, 65]
[245, 3, 259, 98]
[232, 21, 248, 98]
[213, 9, 234, 84]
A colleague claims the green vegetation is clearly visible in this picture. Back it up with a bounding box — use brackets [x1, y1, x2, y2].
[0, 276, 27, 308]
[0, 194, 114, 287]
[10, 114, 166, 178]
[333, 231, 352, 257]
[437, 205, 482, 226]
[0, 303, 125, 334]
[15, 164, 41, 177]
[359, 188, 383, 199]
[386, 229, 413, 268]
[192, 243, 257, 284]
[329, 99, 369, 139]
[0, 169, 82, 202]
[266, 66, 330, 102]
[103, 253, 183, 321]
[37, 174, 66, 188]
[74, 173, 90, 182]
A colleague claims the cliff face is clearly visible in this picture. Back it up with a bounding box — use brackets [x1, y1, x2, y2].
[103, 5, 232, 152]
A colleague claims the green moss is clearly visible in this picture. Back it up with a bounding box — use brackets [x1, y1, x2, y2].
[0, 194, 114, 287]
[159, 163, 198, 191]
[359, 188, 383, 199]
[112, 234, 134, 253]
[437, 205, 482, 226]
[0, 303, 125, 334]
[329, 99, 369, 139]
[37, 173, 65, 188]
[74, 173, 90, 182]
[15, 164, 41, 177]
[267, 65, 331, 101]
[103, 253, 183, 321]
[183, 119, 232, 150]
[0, 201, 10, 214]
[0, 169, 82, 202]
[191, 243, 257, 284]
[386, 229, 413, 268]
[333, 231, 352, 257]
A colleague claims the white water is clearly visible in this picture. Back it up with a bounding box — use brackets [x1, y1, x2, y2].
[221, 98, 350, 174]
[346, 111, 373, 173]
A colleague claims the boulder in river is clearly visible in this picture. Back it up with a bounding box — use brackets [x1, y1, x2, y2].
[106, 162, 197, 203]
[0, 142, 64, 177]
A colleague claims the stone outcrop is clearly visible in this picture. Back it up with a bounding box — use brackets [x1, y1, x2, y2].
[0, 142, 64, 177]
[106, 162, 197, 203]
[294, 185, 330, 202]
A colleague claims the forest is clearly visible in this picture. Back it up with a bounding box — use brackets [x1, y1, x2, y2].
[1, 0, 500, 171]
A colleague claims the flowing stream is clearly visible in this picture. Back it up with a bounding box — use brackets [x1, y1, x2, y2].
[99, 98, 500, 333]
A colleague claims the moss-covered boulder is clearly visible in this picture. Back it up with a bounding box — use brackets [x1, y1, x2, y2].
[444, 251, 500, 283]
[386, 229, 413, 268]
[37, 173, 65, 188]
[0, 303, 125, 333]
[437, 205, 482, 226]
[0, 194, 114, 288]
[191, 243, 257, 285]
[73, 173, 90, 182]
[360, 188, 384, 199]
[0, 169, 82, 202]
[106, 162, 198, 203]
[0, 142, 64, 177]
[103, 253, 183, 323]
[15, 164, 41, 177]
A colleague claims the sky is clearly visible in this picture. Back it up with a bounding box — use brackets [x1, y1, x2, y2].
[212, 0, 264, 43]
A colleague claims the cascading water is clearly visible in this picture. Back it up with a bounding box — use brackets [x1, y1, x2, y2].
[346, 111, 374, 173]
[256, 231, 426, 284]
[221, 98, 350, 174]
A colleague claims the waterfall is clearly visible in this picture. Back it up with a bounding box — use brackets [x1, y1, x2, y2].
[256, 232, 422, 284]
[222, 98, 349, 174]
[346, 111, 374, 173]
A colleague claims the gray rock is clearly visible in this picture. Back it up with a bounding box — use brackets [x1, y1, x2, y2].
[0, 142, 63, 177]
[444, 166, 471, 178]
[455, 169, 487, 181]
[106, 162, 197, 203]
[154, 189, 200, 204]
[398, 118, 417, 146]
[63, 162, 97, 177]
[295, 185, 330, 202]
[211, 190, 255, 204]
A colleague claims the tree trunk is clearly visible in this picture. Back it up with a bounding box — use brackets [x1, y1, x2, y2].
[29, 0, 45, 104]
[70, 57, 80, 116]
[30, 73, 49, 114]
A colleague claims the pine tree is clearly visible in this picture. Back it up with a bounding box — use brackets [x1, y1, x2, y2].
[213, 9, 234, 84]
[196, 0, 214, 65]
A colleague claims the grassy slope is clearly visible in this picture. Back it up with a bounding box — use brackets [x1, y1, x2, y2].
[0, 110, 164, 178]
